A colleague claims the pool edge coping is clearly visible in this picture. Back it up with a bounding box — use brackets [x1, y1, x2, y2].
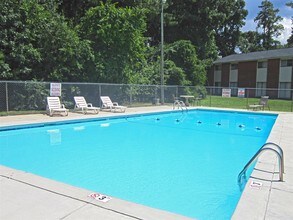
[0, 165, 193, 220]
[232, 112, 293, 219]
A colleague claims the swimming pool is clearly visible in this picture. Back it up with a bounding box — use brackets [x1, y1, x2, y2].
[0, 109, 277, 219]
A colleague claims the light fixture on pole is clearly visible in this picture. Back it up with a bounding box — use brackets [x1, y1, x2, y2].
[160, 0, 166, 104]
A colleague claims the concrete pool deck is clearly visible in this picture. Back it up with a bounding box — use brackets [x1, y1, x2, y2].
[0, 106, 292, 219]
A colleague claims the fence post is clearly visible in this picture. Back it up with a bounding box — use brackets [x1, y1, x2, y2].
[98, 84, 102, 107]
[129, 85, 133, 106]
[246, 89, 249, 109]
[291, 91, 293, 112]
[5, 82, 9, 113]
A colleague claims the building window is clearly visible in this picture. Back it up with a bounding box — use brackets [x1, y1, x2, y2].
[279, 59, 292, 99]
[279, 82, 291, 99]
[215, 82, 221, 87]
[258, 61, 268, 68]
[215, 65, 222, 71]
[256, 82, 266, 97]
[281, 59, 293, 67]
[230, 63, 238, 70]
[229, 82, 238, 96]
[214, 82, 222, 95]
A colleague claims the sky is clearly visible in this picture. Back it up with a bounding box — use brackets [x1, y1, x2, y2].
[243, 0, 292, 44]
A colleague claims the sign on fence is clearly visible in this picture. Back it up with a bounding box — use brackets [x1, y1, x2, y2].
[238, 88, 245, 98]
[50, 83, 61, 96]
[222, 88, 231, 97]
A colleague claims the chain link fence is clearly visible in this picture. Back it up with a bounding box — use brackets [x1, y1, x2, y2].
[0, 81, 292, 115]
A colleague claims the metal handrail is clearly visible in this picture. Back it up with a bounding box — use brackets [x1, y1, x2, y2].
[238, 142, 284, 184]
[173, 100, 188, 111]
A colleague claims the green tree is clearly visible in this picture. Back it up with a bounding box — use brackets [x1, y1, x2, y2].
[24, 1, 94, 81]
[164, 0, 247, 59]
[57, 0, 100, 24]
[215, 0, 247, 56]
[165, 0, 218, 60]
[286, 1, 293, 46]
[165, 40, 206, 86]
[0, 0, 40, 80]
[0, 52, 11, 79]
[254, 0, 284, 49]
[164, 60, 187, 85]
[0, 0, 93, 81]
[137, 0, 161, 46]
[105, 0, 163, 46]
[79, 2, 147, 84]
[238, 31, 264, 53]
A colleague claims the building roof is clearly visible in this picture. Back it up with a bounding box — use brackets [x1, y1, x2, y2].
[213, 47, 293, 64]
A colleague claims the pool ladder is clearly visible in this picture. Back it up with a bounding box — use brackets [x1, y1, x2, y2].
[173, 100, 188, 111]
[238, 142, 284, 184]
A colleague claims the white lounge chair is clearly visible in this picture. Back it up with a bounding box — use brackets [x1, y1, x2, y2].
[100, 96, 127, 112]
[74, 96, 100, 114]
[249, 96, 270, 111]
[46, 97, 68, 116]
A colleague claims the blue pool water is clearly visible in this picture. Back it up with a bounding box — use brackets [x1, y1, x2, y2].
[0, 109, 277, 219]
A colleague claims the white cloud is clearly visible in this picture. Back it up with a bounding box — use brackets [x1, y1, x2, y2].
[278, 17, 292, 44]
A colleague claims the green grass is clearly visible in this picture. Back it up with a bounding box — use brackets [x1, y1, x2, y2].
[198, 96, 293, 112]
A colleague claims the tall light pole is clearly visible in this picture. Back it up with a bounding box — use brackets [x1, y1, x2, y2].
[160, 0, 166, 104]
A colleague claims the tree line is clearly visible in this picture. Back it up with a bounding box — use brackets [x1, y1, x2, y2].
[1, 0, 292, 86]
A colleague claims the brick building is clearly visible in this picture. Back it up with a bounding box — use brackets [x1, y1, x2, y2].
[207, 48, 293, 99]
